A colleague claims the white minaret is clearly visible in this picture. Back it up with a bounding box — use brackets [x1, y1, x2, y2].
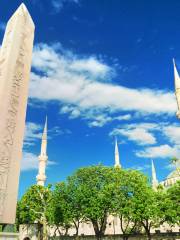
[173, 59, 180, 119]
[36, 117, 48, 186]
[151, 159, 158, 190]
[114, 138, 121, 168]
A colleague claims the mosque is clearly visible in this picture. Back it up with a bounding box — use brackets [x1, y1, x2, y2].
[19, 61, 180, 239]
[36, 114, 180, 192]
[25, 114, 179, 239]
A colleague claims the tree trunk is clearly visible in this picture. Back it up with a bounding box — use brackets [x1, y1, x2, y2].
[144, 227, 151, 240]
[122, 237, 129, 240]
[92, 217, 107, 240]
[42, 221, 48, 240]
[57, 227, 62, 236]
[37, 223, 43, 240]
[64, 226, 69, 236]
[73, 220, 79, 236]
[2, 224, 7, 232]
[92, 221, 101, 240]
[100, 216, 107, 236]
[142, 220, 152, 240]
[53, 226, 58, 237]
[146, 232, 151, 240]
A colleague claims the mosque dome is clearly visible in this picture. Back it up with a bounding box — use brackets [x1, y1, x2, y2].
[160, 168, 180, 188]
[166, 168, 180, 179]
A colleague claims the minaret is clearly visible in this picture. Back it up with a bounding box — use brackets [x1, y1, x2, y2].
[114, 138, 121, 168]
[173, 59, 180, 119]
[36, 117, 48, 186]
[151, 159, 158, 190]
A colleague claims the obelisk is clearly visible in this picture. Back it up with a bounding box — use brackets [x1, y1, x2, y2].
[0, 3, 34, 224]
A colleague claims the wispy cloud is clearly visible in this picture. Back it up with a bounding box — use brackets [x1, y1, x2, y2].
[24, 122, 42, 147]
[24, 121, 71, 146]
[21, 152, 56, 171]
[136, 144, 179, 159]
[110, 123, 157, 145]
[132, 164, 151, 171]
[60, 105, 132, 127]
[51, 0, 79, 13]
[30, 43, 176, 128]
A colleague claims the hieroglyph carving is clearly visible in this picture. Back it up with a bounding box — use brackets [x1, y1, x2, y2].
[0, 4, 34, 223]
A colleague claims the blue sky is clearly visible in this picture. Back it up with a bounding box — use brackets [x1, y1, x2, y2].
[0, 0, 180, 197]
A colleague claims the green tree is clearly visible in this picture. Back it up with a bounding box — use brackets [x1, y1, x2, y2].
[111, 168, 168, 240]
[18, 185, 52, 240]
[66, 179, 85, 235]
[165, 181, 180, 225]
[67, 165, 115, 240]
[49, 182, 73, 236]
[111, 169, 147, 240]
[132, 186, 166, 240]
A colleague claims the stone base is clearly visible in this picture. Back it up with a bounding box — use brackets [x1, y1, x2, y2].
[0, 232, 19, 240]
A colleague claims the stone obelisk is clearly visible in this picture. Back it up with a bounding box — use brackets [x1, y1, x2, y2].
[0, 3, 34, 224]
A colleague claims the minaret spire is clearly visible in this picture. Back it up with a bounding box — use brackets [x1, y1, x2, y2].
[173, 59, 180, 119]
[114, 138, 121, 168]
[151, 159, 158, 190]
[36, 117, 48, 186]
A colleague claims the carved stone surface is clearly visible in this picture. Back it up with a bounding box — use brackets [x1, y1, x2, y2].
[0, 3, 34, 224]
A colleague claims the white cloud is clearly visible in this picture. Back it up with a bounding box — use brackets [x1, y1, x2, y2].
[60, 104, 131, 127]
[88, 115, 112, 127]
[163, 125, 180, 145]
[24, 121, 67, 147]
[21, 152, 56, 171]
[24, 122, 42, 146]
[51, 0, 79, 13]
[110, 122, 180, 158]
[136, 144, 179, 158]
[115, 114, 132, 121]
[29, 43, 177, 128]
[132, 164, 151, 171]
[70, 57, 113, 79]
[110, 123, 157, 145]
[21, 152, 38, 171]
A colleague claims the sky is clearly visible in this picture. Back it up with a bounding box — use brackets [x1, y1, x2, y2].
[0, 0, 180, 197]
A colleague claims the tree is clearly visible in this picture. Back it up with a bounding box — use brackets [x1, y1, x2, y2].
[18, 185, 52, 240]
[67, 165, 115, 240]
[65, 179, 85, 236]
[111, 168, 168, 240]
[131, 186, 166, 240]
[49, 182, 73, 237]
[111, 169, 148, 240]
[165, 181, 180, 225]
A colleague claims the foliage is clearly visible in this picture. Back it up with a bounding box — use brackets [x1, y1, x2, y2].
[165, 181, 180, 225]
[67, 165, 115, 239]
[49, 182, 73, 236]
[18, 184, 52, 240]
[17, 166, 179, 240]
[111, 168, 148, 239]
[130, 187, 167, 240]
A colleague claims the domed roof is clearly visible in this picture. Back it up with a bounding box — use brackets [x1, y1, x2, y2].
[167, 168, 180, 179]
